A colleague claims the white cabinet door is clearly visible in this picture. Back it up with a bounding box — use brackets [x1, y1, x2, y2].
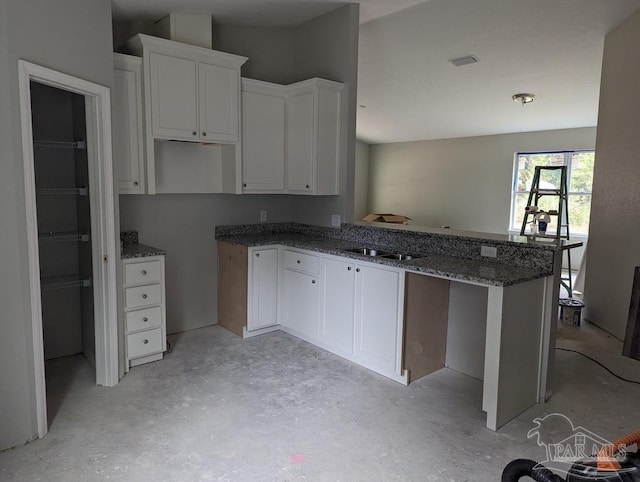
[286, 91, 314, 193]
[281, 269, 319, 341]
[199, 62, 239, 143]
[242, 90, 285, 192]
[319, 257, 355, 355]
[247, 248, 278, 331]
[354, 264, 402, 374]
[113, 54, 144, 194]
[149, 52, 198, 141]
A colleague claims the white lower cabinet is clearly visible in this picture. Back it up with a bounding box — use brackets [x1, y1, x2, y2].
[354, 264, 404, 376]
[247, 247, 278, 331]
[319, 257, 355, 356]
[279, 249, 406, 383]
[280, 253, 320, 341]
[122, 255, 166, 370]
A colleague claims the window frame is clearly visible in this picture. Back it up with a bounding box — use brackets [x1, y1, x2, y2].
[509, 150, 594, 237]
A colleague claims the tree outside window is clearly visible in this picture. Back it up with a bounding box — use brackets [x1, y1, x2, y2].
[510, 151, 594, 236]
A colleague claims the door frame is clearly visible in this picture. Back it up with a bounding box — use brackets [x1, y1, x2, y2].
[17, 60, 119, 438]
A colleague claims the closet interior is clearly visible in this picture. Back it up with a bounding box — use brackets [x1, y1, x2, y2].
[31, 81, 96, 383]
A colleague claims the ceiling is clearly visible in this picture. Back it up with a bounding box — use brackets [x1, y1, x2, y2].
[111, 0, 640, 145]
[111, 0, 426, 26]
[358, 0, 640, 143]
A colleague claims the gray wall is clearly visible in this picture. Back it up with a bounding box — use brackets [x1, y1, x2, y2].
[584, 9, 640, 339]
[291, 4, 360, 226]
[0, 0, 114, 452]
[213, 25, 297, 84]
[119, 194, 293, 334]
[354, 140, 370, 221]
[368, 127, 596, 234]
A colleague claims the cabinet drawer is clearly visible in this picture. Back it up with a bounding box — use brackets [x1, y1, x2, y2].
[283, 249, 319, 275]
[126, 306, 162, 333]
[127, 327, 163, 359]
[125, 284, 162, 309]
[124, 260, 161, 285]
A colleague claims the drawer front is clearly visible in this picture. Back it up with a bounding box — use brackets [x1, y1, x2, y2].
[125, 284, 162, 309]
[124, 260, 161, 285]
[283, 249, 319, 275]
[127, 327, 163, 359]
[126, 306, 162, 333]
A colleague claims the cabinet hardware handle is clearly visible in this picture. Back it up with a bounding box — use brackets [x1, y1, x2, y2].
[312, 279, 316, 284]
[256, 253, 260, 257]
[297, 260, 301, 264]
[243, 183, 247, 187]
[143, 339, 148, 344]
[202, 132, 206, 136]
[306, 184, 310, 188]
[356, 268, 360, 273]
[347, 266, 351, 271]
[141, 270, 147, 275]
[192, 131, 197, 136]
[142, 294, 148, 299]
[143, 317, 148, 322]
[133, 181, 138, 186]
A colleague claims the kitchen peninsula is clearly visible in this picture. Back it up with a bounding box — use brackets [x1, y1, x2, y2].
[216, 221, 581, 430]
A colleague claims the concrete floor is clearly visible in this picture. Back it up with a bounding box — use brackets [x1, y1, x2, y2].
[1, 322, 639, 481]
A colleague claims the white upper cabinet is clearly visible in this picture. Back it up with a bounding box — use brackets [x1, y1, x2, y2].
[199, 62, 239, 142]
[128, 35, 246, 144]
[113, 53, 145, 194]
[241, 77, 343, 195]
[125, 34, 248, 194]
[149, 52, 198, 141]
[286, 91, 315, 192]
[241, 79, 286, 192]
[286, 79, 342, 196]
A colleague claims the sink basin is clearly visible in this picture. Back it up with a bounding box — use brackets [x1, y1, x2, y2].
[344, 247, 391, 257]
[380, 253, 417, 261]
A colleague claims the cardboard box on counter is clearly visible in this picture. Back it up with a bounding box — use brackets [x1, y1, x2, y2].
[362, 213, 412, 224]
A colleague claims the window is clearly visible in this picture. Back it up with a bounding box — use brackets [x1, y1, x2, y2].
[510, 151, 594, 236]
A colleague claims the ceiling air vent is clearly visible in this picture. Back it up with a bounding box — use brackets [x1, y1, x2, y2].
[449, 55, 479, 67]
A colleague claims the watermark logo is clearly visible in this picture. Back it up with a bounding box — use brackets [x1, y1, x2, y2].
[527, 413, 634, 478]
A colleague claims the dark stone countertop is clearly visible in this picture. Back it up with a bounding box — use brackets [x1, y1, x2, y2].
[121, 243, 167, 260]
[216, 233, 552, 287]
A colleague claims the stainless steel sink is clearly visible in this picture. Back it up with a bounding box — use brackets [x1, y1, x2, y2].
[380, 253, 416, 261]
[344, 247, 391, 257]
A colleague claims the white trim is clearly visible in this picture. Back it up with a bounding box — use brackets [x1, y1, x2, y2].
[18, 60, 119, 439]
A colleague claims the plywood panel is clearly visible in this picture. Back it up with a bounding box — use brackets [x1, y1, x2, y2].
[403, 273, 449, 382]
[217, 241, 247, 337]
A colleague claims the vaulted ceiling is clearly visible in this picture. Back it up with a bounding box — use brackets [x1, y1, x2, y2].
[111, 0, 640, 144]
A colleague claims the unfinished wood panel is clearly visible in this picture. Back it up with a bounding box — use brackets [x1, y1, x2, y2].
[217, 241, 248, 337]
[403, 273, 449, 382]
[623, 266, 640, 360]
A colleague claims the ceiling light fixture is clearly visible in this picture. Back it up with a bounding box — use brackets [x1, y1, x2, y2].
[512, 93, 536, 105]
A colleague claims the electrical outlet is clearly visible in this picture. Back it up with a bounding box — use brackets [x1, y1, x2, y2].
[260, 210, 267, 223]
[481, 246, 497, 258]
[331, 214, 341, 227]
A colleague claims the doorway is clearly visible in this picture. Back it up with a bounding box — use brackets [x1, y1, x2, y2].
[18, 61, 119, 439]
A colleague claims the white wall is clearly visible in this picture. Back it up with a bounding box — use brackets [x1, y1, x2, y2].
[584, 8, 640, 340]
[291, 4, 360, 226]
[0, 0, 115, 451]
[354, 140, 370, 221]
[119, 194, 292, 334]
[368, 127, 596, 233]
